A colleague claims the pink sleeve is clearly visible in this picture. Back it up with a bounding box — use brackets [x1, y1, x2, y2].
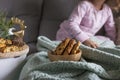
[104, 8, 116, 41]
[60, 2, 89, 42]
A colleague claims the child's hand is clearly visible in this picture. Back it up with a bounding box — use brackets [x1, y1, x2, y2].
[83, 39, 98, 48]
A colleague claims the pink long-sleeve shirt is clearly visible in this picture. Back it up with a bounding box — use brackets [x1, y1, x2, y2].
[56, 1, 116, 42]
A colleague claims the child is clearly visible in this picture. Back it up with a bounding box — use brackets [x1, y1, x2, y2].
[56, 0, 116, 48]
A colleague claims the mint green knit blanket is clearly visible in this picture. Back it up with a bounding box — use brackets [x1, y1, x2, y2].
[19, 36, 120, 80]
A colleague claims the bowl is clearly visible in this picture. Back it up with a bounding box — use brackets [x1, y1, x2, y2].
[48, 49, 82, 61]
[0, 45, 29, 58]
[0, 45, 29, 80]
[0, 54, 27, 80]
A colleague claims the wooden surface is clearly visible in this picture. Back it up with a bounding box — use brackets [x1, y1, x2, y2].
[48, 50, 82, 61]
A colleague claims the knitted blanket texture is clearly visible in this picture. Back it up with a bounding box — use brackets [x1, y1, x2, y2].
[19, 36, 120, 80]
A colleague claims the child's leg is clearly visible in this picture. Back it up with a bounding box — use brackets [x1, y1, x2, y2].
[90, 36, 116, 48]
[90, 36, 120, 56]
[97, 47, 120, 56]
[115, 45, 120, 49]
[98, 40, 116, 48]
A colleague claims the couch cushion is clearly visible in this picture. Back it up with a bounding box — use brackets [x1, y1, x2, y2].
[27, 42, 38, 54]
[0, 0, 43, 43]
[39, 0, 81, 40]
[115, 17, 120, 45]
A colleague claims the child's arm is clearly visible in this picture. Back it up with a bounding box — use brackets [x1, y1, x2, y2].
[60, 1, 98, 48]
[104, 8, 116, 42]
[60, 2, 89, 42]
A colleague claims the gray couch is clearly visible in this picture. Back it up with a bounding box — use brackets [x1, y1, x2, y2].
[0, 0, 43, 53]
[0, 0, 83, 54]
[0, 0, 105, 54]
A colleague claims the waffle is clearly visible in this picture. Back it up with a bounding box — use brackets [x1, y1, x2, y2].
[54, 38, 81, 55]
[55, 38, 70, 55]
